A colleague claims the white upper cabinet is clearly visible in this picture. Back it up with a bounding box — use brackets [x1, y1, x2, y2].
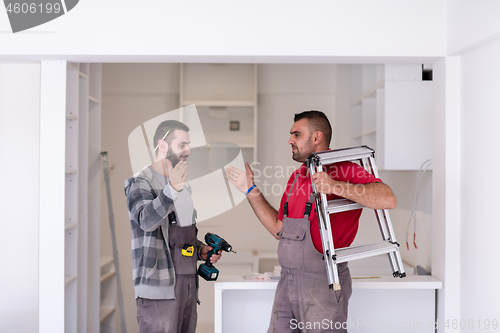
[351, 64, 433, 170]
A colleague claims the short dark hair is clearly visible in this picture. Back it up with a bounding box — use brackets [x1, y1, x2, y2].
[153, 120, 190, 154]
[294, 110, 332, 146]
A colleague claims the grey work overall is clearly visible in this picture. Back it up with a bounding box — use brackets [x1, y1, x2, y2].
[268, 174, 352, 333]
[136, 193, 199, 333]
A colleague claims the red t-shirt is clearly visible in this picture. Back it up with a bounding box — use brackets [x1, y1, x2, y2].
[277, 161, 382, 252]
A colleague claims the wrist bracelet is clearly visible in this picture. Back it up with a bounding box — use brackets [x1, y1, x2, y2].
[245, 184, 256, 196]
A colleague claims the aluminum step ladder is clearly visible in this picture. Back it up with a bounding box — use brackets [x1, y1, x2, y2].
[306, 146, 406, 290]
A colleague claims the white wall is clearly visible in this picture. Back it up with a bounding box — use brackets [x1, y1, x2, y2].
[376, 171, 433, 271]
[437, 2, 500, 329]
[432, 57, 462, 333]
[0, 63, 40, 333]
[447, 0, 500, 55]
[459, 37, 500, 324]
[430, 34, 500, 332]
[0, 1, 445, 62]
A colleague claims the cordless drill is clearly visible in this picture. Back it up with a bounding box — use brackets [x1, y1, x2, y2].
[197, 233, 236, 281]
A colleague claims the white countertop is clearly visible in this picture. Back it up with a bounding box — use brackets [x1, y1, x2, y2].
[214, 274, 442, 290]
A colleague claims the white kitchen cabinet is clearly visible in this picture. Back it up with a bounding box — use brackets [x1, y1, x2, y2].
[351, 64, 433, 170]
[214, 274, 442, 333]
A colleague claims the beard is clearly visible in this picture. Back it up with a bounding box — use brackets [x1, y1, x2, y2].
[291, 148, 308, 163]
[166, 147, 185, 168]
[291, 137, 314, 163]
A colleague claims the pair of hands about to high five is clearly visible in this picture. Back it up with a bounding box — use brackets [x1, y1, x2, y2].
[159, 158, 336, 196]
[225, 162, 338, 195]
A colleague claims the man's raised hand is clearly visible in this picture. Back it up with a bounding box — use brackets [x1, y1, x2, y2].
[225, 162, 254, 193]
[163, 159, 188, 192]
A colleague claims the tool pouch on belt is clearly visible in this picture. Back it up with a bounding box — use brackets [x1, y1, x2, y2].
[169, 212, 198, 275]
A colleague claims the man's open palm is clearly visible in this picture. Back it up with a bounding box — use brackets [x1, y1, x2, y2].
[163, 159, 188, 192]
[225, 162, 254, 193]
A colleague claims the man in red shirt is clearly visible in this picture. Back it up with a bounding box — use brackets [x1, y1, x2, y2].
[225, 110, 397, 333]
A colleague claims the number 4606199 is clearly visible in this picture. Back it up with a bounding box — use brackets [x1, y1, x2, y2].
[6, 3, 61, 14]
[444, 319, 498, 330]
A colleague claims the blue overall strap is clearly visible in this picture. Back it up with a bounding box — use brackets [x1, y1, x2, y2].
[284, 173, 300, 217]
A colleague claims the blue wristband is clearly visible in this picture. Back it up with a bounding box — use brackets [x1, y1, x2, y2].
[245, 184, 256, 196]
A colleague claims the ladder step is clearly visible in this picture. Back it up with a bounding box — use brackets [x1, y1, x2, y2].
[335, 241, 398, 263]
[312, 146, 374, 165]
[326, 199, 364, 213]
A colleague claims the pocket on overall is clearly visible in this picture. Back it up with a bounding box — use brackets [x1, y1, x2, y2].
[170, 246, 197, 275]
[169, 224, 198, 275]
[277, 219, 307, 269]
[303, 229, 328, 273]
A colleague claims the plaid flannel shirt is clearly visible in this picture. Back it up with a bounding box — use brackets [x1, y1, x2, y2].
[124, 166, 198, 299]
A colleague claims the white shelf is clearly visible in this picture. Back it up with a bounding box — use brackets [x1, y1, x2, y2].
[65, 275, 77, 285]
[352, 79, 384, 106]
[79, 72, 88, 79]
[66, 114, 78, 121]
[100, 268, 116, 283]
[100, 256, 114, 268]
[68, 63, 79, 71]
[65, 222, 78, 230]
[100, 256, 116, 283]
[363, 128, 376, 136]
[88, 96, 101, 104]
[79, 63, 89, 76]
[182, 100, 255, 107]
[65, 169, 77, 174]
[100, 306, 115, 323]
